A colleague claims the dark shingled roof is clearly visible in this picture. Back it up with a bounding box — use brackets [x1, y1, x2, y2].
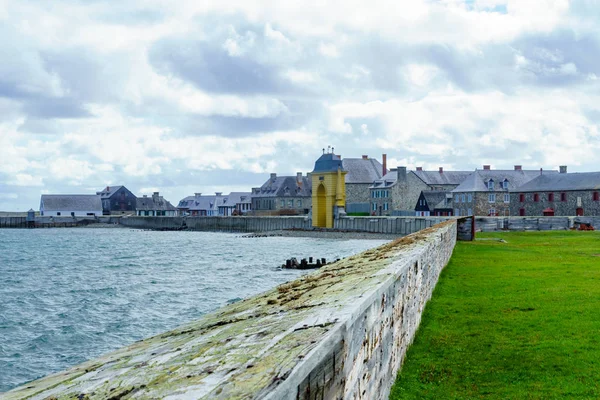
[452, 169, 557, 192]
[40, 195, 102, 211]
[312, 153, 343, 173]
[342, 158, 384, 184]
[136, 194, 177, 211]
[515, 172, 600, 192]
[253, 175, 312, 198]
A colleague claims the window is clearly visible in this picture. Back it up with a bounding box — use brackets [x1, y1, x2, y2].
[297, 200, 302, 208]
[519, 208, 525, 216]
[280, 199, 285, 208]
[455, 194, 460, 203]
[561, 192, 567, 202]
[288, 200, 293, 207]
[488, 193, 496, 202]
[372, 203, 377, 211]
[593, 192, 599, 201]
[57, 212, 61, 216]
[534, 193, 540, 202]
[468, 194, 472, 202]
[372, 191, 376, 198]
[519, 193, 525, 202]
[504, 194, 510, 203]
[454, 208, 460, 216]
[548, 193, 554, 202]
[487, 179, 494, 190]
[489, 208, 496, 216]
[71, 212, 75, 217]
[467, 208, 473, 216]
[384, 202, 389, 211]
[503, 179, 509, 189]
[462, 194, 466, 203]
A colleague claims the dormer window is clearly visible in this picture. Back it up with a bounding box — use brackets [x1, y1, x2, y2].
[502, 179, 509, 190]
[487, 179, 494, 190]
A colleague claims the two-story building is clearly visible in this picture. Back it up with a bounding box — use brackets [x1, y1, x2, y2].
[136, 192, 178, 216]
[251, 173, 312, 215]
[414, 191, 453, 216]
[510, 167, 600, 216]
[342, 155, 386, 213]
[369, 167, 471, 216]
[452, 165, 557, 216]
[96, 186, 137, 215]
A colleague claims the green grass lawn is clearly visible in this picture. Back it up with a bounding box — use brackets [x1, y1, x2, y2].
[390, 231, 600, 400]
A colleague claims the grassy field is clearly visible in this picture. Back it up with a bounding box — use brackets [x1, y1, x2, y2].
[390, 231, 600, 400]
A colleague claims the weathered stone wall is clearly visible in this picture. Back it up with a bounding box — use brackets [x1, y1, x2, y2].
[4, 221, 457, 400]
[474, 216, 600, 231]
[345, 183, 372, 205]
[0, 216, 121, 228]
[509, 190, 600, 216]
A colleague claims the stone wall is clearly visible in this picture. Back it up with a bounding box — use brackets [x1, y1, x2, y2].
[510, 190, 600, 216]
[345, 183, 372, 205]
[5, 220, 457, 400]
[474, 216, 600, 231]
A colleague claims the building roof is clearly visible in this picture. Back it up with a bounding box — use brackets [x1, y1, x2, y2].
[136, 193, 177, 211]
[370, 169, 400, 189]
[253, 175, 312, 198]
[312, 153, 344, 173]
[452, 169, 557, 193]
[40, 195, 102, 211]
[515, 172, 600, 192]
[226, 192, 252, 205]
[96, 185, 134, 199]
[342, 158, 384, 184]
[413, 170, 472, 186]
[415, 191, 450, 211]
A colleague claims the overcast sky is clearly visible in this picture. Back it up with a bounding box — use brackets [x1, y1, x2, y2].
[1, 0, 599, 211]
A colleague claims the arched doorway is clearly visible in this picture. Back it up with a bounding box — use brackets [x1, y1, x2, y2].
[316, 184, 327, 227]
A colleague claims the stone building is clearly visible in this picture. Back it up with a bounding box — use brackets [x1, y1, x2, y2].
[311, 152, 347, 228]
[510, 167, 600, 216]
[251, 173, 312, 215]
[452, 165, 557, 216]
[342, 155, 386, 213]
[40, 195, 102, 217]
[136, 192, 178, 216]
[369, 167, 471, 216]
[96, 185, 137, 215]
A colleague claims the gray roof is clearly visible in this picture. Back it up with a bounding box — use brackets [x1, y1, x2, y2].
[342, 158, 384, 184]
[413, 170, 472, 186]
[452, 169, 557, 193]
[40, 195, 102, 211]
[370, 169, 400, 188]
[422, 191, 449, 208]
[253, 175, 312, 198]
[225, 192, 252, 205]
[136, 194, 177, 211]
[312, 153, 343, 173]
[96, 185, 135, 199]
[178, 195, 218, 212]
[515, 172, 600, 192]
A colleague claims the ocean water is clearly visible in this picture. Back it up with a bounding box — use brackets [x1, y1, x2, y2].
[0, 228, 387, 392]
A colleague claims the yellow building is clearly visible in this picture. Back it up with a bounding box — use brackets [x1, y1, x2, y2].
[311, 153, 347, 228]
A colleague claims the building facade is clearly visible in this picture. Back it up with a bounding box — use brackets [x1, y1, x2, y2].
[311, 153, 347, 228]
[136, 192, 178, 216]
[251, 173, 312, 215]
[342, 155, 386, 213]
[510, 168, 600, 216]
[96, 186, 137, 215]
[452, 166, 557, 216]
[370, 167, 471, 216]
[414, 191, 453, 216]
[40, 195, 103, 217]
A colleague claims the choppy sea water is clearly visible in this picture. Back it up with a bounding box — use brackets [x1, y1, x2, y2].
[0, 228, 387, 392]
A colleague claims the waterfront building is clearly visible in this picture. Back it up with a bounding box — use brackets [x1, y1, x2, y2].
[223, 192, 252, 215]
[452, 165, 557, 216]
[342, 154, 386, 213]
[370, 167, 471, 216]
[311, 152, 347, 228]
[39, 195, 102, 217]
[251, 173, 312, 215]
[511, 167, 600, 216]
[96, 186, 137, 215]
[177, 193, 220, 216]
[136, 192, 178, 216]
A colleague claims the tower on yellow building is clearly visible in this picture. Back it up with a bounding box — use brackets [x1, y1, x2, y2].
[311, 151, 347, 228]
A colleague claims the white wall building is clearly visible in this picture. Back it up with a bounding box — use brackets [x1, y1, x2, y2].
[40, 195, 103, 217]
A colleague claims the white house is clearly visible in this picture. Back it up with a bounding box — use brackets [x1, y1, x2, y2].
[40, 195, 103, 217]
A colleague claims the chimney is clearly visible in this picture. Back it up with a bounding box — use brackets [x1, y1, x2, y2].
[540, 168, 543, 175]
[362, 155, 368, 160]
[296, 172, 303, 183]
[270, 173, 277, 182]
[416, 167, 423, 171]
[559, 165, 567, 174]
[143, 194, 148, 198]
[152, 192, 159, 200]
[106, 186, 110, 192]
[382, 154, 387, 176]
[514, 165, 522, 171]
[483, 165, 491, 170]
[194, 193, 202, 197]
[439, 167, 443, 173]
[397, 166, 407, 182]
[215, 192, 222, 196]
